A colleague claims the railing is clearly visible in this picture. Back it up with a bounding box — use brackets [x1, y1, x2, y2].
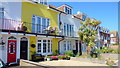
[23, 22, 58, 35]
[0, 18, 23, 31]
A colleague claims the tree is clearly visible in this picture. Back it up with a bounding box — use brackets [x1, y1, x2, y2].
[78, 18, 101, 54]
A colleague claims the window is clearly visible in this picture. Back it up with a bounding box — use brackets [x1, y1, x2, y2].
[71, 25, 74, 37]
[63, 40, 72, 51]
[37, 17, 41, 33]
[37, 43, 41, 53]
[82, 15, 86, 21]
[63, 23, 74, 37]
[0, 8, 4, 27]
[64, 6, 72, 14]
[0, 8, 4, 18]
[32, 15, 50, 34]
[32, 15, 36, 33]
[67, 41, 69, 50]
[67, 24, 69, 36]
[42, 18, 46, 33]
[37, 39, 52, 54]
[64, 41, 66, 51]
[43, 40, 46, 53]
[64, 23, 66, 36]
[9, 42, 16, 53]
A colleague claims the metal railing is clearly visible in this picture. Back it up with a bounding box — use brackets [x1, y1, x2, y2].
[0, 18, 23, 31]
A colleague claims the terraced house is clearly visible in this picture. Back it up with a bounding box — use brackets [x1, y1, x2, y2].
[0, 0, 111, 66]
[0, 0, 64, 65]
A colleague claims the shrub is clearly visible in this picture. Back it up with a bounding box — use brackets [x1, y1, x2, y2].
[63, 55, 70, 60]
[75, 53, 80, 57]
[58, 55, 64, 59]
[94, 48, 101, 54]
[64, 51, 75, 57]
[101, 47, 114, 53]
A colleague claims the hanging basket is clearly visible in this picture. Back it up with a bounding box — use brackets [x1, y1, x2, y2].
[0, 41, 5, 45]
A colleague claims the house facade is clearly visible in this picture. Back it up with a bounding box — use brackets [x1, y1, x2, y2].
[0, 1, 23, 65]
[22, 0, 61, 60]
[49, 4, 87, 55]
[110, 31, 119, 45]
[98, 26, 110, 48]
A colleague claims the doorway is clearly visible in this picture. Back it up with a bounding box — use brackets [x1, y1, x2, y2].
[7, 36, 17, 63]
[75, 40, 82, 55]
[20, 37, 28, 60]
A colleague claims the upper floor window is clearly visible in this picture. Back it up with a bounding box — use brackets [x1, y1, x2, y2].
[30, 0, 48, 5]
[63, 23, 74, 37]
[32, 15, 50, 34]
[64, 6, 72, 14]
[0, 8, 4, 18]
[82, 15, 86, 21]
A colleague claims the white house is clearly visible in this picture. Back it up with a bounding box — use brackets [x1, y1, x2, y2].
[0, 1, 29, 65]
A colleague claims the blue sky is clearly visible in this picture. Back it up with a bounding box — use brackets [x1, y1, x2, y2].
[49, 2, 118, 31]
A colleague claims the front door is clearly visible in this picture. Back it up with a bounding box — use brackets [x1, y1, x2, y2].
[7, 39, 16, 63]
[79, 41, 82, 55]
[20, 37, 28, 60]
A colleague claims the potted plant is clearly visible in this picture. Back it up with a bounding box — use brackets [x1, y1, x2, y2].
[50, 56, 58, 60]
[46, 56, 51, 61]
[58, 55, 63, 60]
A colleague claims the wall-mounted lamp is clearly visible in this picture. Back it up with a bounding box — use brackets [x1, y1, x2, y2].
[0, 37, 5, 46]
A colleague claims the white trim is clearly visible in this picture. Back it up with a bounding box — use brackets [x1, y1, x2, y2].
[36, 38, 52, 55]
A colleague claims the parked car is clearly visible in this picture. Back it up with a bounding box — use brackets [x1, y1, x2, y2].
[0, 59, 6, 68]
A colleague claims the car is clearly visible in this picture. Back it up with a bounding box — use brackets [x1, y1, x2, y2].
[0, 59, 6, 68]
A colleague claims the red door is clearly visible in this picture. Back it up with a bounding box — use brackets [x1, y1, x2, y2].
[7, 40, 16, 63]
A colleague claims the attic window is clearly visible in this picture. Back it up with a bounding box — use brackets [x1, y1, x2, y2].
[28, 0, 48, 5]
[64, 6, 72, 14]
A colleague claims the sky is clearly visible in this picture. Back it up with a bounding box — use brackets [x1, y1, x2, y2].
[49, 2, 118, 31]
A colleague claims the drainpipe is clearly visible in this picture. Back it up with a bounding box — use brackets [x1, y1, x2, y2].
[58, 12, 64, 54]
[58, 37, 64, 54]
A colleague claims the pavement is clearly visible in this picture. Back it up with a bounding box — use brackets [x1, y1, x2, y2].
[39, 60, 107, 66]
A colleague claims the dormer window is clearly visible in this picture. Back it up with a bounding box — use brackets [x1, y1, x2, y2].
[28, 0, 48, 5]
[40, 0, 47, 5]
[82, 15, 86, 21]
[64, 5, 72, 14]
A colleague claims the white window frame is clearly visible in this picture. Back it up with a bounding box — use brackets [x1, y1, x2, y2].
[37, 39, 52, 55]
[64, 6, 72, 14]
[32, 15, 50, 34]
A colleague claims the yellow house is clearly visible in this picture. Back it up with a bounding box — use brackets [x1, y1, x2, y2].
[21, 0, 61, 60]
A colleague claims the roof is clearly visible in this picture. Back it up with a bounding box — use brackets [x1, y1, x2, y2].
[49, 5, 84, 21]
[49, 5, 66, 14]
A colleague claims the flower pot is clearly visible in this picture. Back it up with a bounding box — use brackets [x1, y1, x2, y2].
[47, 58, 51, 61]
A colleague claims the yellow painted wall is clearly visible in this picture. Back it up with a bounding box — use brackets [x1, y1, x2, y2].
[52, 38, 59, 54]
[29, 36, 37, 60]
[22, 1, 59, 33]
[22, 1, 59, 59]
